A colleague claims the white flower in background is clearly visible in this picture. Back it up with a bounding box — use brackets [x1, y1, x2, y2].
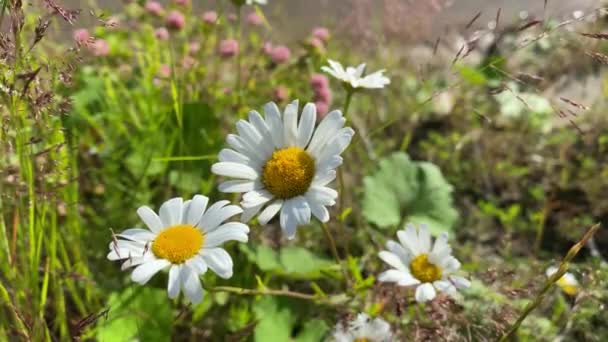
[321, 59, 390, 89]
[107, 195, 249, 304]
[212, 100, 354, 239]
[246, 0, 267, 5]
[378, 223, 470, 303]
[546, 266, 579, 296]
[332, 313, 392, 342]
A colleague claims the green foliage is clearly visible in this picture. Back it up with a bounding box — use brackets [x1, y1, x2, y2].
[362, 152, 458, 234]
[97, 287, 173, 342]
[253, 297, 329, 342]
[241, 245, 336, 279]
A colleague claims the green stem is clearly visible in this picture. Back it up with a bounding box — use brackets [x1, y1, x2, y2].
[321, 222, 349, 286]
[204, 285, 341, 305]
[235, 5, 243, 109]
[342, 90, 354, 119]
[499, 223, 600, 341]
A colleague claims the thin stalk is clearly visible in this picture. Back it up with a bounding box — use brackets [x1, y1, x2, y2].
[205, 285, 340, 305]
[321, 222, 349, 286]
[499, 223, 601, 341]
[342, 90, 354, 119]
[235, 5, 243, 108]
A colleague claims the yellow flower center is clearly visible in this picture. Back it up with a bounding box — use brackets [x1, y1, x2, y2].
[410, 254, 442, 283]
[262, 147, 315, 199]
[151, 224, 204, 264]
[354, 339, 371, 342]
[557, 278, 578, 296]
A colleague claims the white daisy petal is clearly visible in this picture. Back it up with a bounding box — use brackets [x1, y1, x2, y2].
[218, 148, 249, 164]
[440, 256, 462, 273]
[378, 251, 407, 272]
[296, 103, 316, 147]
[378, 269, 408, 283]
[430, 232, 451, 260]
[386, 240, 412, 265]
[312, 170, 336, 187]
[306, 195, 330, 222]
[218, 180, 257, 193]
[201, 248, 233, 279]
[212, 162, 258, 180]
[449, 276, 471, 289]
[183, 195, 209, 225]
[186, 255, 208, 275]
[306, 186, 338, 205]
[159, 197, 184, 227]
[131, 259, 170, 285]
[226, 134, 266, 165]
[181, 265, 204, 304]
[415, 283, 437, 302]
[418, 224, 432, 254]
[434, 280, 457, 296]
[306, 110, 345, 157]
[323, 59, 390, 89]
[283, 100, 299, 146]
[117, 228, 155, 242]
[198, 204, 243, 232]
[167, 265, 181, 299]
[137, 206, 164, 233]
[258, 199, 284, 225]
[280, 196, 310, 239]
[264, 102, 285, 148]
[248, 110, 275, 157]
[204, 222, 250, 247]
[241, 203, 264, 223]
[316, 127, 355, 164]
[397, 224, 420, 256]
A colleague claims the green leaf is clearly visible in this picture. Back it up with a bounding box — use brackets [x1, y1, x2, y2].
[279, 247, 334, 279]
[456, 65, 488, 86]
[362, 152, 458, 234]
[253, 297, 329, 342]
[253, 297, 294, 342]
[96, 287, 172, 342]
[294, 319, 329, 342]
[241, 245, 334, 279]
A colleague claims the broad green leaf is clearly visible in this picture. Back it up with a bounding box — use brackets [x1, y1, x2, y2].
[253, 297, 294, 342]
[279, 247, 334, 278]
[294, 319, 329, 342]
[96, 287, 172, 342]
[362, 152, 458, 234]
[241, 245, 334, 279]
[253, 297, 329, 342]
[456, 65, 487, 86]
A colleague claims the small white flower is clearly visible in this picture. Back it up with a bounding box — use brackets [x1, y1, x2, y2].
[332, 313, 392, 342]
[546, 266, 579, 296]
[378, 223, 470, 303]
[321, 59, 390, 90]
[212, 100, 354, 239]
[246, 0, 267, 5]
[107, 195, 249, 304]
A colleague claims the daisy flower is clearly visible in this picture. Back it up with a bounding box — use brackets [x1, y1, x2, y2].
[321, 59, 390, 90]
[546, 266, 579, 296]
[378, 223, 470, 303]
[246, 0, 267, 5]
[107, 195, 249, 304]
[211, 100, 354, 239]
[332, 313, 392, 342]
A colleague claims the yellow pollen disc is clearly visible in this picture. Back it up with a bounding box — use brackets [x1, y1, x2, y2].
[410, 254, 442, 283]
[262, 147, 315, 199]
[354, 339, 371, 342]
[557, 278, 578, 296]
[151, 224, 204, 264]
